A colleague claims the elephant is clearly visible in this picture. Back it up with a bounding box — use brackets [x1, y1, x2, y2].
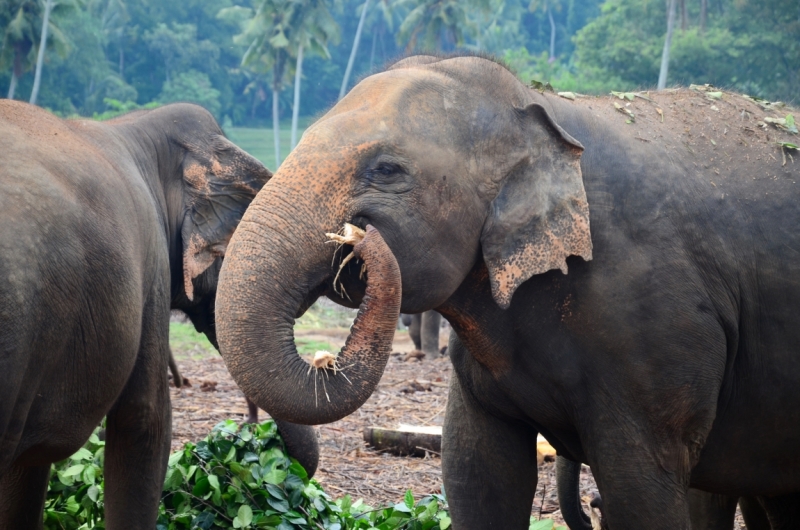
[555, 456, 772, 530]
[403, 311, 444, 356]
[0, 100, 316, 529]
[214, 54, 800, 529]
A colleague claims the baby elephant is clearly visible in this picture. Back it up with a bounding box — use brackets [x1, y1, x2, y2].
[0, 101, 314, 529]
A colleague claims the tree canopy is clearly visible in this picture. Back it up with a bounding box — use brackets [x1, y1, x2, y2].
[1, 0, 796, 124]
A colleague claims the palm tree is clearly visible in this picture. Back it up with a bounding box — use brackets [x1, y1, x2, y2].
[1, 0, 73, 101]
[339, 0, 371, 100]
[231, 0, 294, 167]
[528, 0, 561, 61]
[29, 0, 53, 104]
[657, 0, 677, 89]
[288, 0, 339, 148]
[2, 0, 40, 98]
[396, 0, 489, 52]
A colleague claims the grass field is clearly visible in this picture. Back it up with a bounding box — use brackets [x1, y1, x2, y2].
[169, 312, 341, 361]
[225, 118, 313, 169]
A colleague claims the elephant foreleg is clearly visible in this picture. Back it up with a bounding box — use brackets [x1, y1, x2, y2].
[739, 496, 771, 530]
[420, 311, 442, 356]
[687, 489, 738, 530]
[0, 463, 50, 529]
[443, 351, 538, 528]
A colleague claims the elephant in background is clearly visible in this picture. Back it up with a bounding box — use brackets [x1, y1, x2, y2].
[402, 311, 445, 357]
[0, 101, 316, 529]
[215, 54, 800, 529]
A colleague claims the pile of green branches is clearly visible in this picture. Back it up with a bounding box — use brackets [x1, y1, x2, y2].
[45, 419, 565, 530]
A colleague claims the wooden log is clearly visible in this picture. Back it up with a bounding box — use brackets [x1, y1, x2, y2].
[363, 424, 558, 463]
[363, 425, 442, 457]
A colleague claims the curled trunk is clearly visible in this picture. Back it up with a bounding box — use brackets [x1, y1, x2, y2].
[217, 222, 401, 425]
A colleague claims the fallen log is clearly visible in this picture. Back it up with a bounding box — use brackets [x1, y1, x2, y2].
[363, 425, 442, 456]
[364, 424, 558, 463]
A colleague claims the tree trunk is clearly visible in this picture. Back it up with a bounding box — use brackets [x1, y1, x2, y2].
[272, 87, 281, 167]
[119, 46, 124, 79]
[679, 0, 687, 30]
[700, 0, 707, 33]
[339, 0, 371, 101]
[548, 6, 556, 61]
[369, 22, 378, 72]
[291, 44, 304, 150]
[7, 71, 18, 100]
[29, 0, 54, 105]
[657, 0, 677, 90]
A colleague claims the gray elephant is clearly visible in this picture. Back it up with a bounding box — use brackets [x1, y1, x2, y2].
[403, 311, 444, 356]
[0, 101, 316, 529]
[555, 456, 771, 530]
[215, 54, 800, 529]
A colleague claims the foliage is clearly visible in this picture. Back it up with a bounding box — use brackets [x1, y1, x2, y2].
[158, 69, 222, 117]
[45, 421, 454, 530]
[395, 0, 490, 52]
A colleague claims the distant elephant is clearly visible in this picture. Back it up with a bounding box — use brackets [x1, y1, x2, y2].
[404, 311, 443, 356]
[0, 101, 316, 529]
[555, 456, 771, 530]
[215, 54, 800, 529]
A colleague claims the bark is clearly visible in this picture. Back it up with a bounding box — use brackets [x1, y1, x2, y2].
[291, 44, 304, 151]
[29, 0, 54, 105]
[119, 47, 124, 79]
[339, 0, 371, 100]
[363, 426, 441, 456]
[657, 0, 677, 90]
[7, 71, 18, 100]
[217, 223, 402, 425]
[369, 22, 378, 72]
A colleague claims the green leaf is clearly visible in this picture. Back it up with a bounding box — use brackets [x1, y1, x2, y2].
[263, 467, 288, 485]
[70, 448, 94, 461]
[238, 505, 253, 526]
[62, 464, 85, 477]
[404, 490, 415, 510]
[87, 485, 100, 503]
[529, 519, 554, 530]
[207, 474, 220, 491]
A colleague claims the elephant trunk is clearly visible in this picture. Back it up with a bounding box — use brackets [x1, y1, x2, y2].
[216, 187, 401, 424]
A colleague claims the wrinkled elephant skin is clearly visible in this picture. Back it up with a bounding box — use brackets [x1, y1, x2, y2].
[0, 101, 316, 529]
[216, 55, 800, 529]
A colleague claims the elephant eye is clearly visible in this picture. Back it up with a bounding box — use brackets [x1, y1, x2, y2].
[373, 162, 401, 176]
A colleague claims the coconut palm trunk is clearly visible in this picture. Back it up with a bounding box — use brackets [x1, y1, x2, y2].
[7, 71, 18, 99]
[29, 0, 54, 105]
[339, 0, 371, 100]
[548, 6, 556, 60]
[657, 0, 677, 90]
[291, 44, 304, 150]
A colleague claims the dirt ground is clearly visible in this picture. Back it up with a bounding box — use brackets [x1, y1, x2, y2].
[169, 315, 746, 528]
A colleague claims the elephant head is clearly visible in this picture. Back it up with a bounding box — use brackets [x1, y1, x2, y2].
[161, 105, 272, 344]
[215, 55, 592, 425]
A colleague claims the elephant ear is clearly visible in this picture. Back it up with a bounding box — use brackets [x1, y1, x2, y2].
[480, 103, 592, 309]
[181, 135, 272, 300]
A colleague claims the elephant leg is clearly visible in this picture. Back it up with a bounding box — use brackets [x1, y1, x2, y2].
[420, 311, 442, 356]
[0, 463, 50, 529]
[409, 314, 422, 351]
[739, 496, 771, 530]
[443, 372, 538, 529]
[687, 489, 738, 530]
[103, 305, 171, 529]
[758, 492, 800, 529]
[246, 397, 259, 424]
[274, 420, 319, 478]
[589, 431, 693, 529]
